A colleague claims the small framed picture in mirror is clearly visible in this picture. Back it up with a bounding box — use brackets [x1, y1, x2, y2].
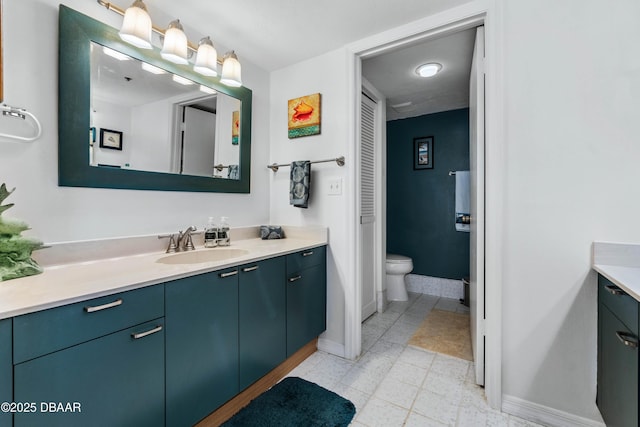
[99, 128, 123, 150]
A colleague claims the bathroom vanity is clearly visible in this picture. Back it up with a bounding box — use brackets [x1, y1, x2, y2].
[0, 227, 327, 427]
[593, 242, 640, 426]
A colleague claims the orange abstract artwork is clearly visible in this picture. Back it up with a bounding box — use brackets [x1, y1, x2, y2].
[288, 93, 321, 139]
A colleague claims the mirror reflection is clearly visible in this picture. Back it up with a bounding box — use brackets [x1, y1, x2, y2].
[89, 42, 241, 179]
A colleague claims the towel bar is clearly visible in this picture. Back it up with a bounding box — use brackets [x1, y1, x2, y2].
[267, 156, 345, 172]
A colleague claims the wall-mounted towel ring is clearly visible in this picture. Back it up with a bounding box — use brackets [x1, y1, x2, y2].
[0, 104, 43, 142]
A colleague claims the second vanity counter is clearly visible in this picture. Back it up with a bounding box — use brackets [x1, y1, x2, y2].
[0, 226, 327, 320]
[592, 241, 640, 302]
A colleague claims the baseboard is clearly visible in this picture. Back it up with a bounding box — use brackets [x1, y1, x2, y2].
[502, 395, 605, 427]
[317, 337, 345, 358]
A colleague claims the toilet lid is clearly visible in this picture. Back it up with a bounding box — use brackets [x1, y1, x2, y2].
[386, 253, 412, 264]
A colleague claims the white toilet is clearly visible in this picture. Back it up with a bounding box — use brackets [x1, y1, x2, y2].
[385, 253, 413, 301]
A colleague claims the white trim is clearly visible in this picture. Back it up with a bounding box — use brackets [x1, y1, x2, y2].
[317, 337, 346, 358]
[345, 0, 504, 409]
[502, 395, 605, 427]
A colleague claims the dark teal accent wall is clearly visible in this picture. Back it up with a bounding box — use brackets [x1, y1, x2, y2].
[387, 108, 470, 280]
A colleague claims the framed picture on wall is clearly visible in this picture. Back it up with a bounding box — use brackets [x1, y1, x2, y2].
[414, 136, 434, 169]
[99, 128, 123, 150]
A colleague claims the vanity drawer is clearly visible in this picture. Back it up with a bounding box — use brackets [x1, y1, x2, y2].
[598, 274, 638, 335]
[13, 285, 164, 364]
[286, 246, 326, 274]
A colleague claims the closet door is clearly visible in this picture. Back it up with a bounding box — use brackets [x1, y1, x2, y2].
[360, 92, 377, 321]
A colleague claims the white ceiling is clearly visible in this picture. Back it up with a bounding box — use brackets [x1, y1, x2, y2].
[103, 0, 476, 119]
[362, 28, 477, 121]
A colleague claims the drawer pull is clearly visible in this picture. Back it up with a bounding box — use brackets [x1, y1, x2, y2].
[132, 325, 163, 340]
[615, 331, 639, 348]
[84, 298, 123, 313]
[242, 266, 259, 272]
[219, 270, 238, 278]
[289, 275, 302, 283]
[302, 251, 314, 257]
[605, 284, 625, 296]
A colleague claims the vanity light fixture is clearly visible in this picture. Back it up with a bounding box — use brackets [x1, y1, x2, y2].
[416, 62, 442, 78]
[194, 37, 219, 77]
[97, 0, 243, 87]
[161, 20, 189, 65]
[220, 51, 242, 87]
[118, 0, 152, 49]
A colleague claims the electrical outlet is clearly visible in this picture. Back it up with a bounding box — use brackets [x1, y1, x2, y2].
[328, 178, 343, 195]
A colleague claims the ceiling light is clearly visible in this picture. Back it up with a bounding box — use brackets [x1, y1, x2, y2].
[161, 19, 189, 65]
[416, 63, 442, 78]
[220, 51, 242, 87]
[141, 62, 166, 74]
[391, 101, 412, 108]
[172, 75, 194, 85]
[118, 0, 152, 49]
[194, 37, 218, 77]
[102, 46, 130, 61]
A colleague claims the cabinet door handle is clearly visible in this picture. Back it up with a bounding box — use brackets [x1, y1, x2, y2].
[131, 325, 163, 340]
[219, 270, 238, 278]
[605, 284, 625, 296]
[302, 251, 314, 257]
[84, 298, 123, 313]
[242, 266, 259, 272]
[289, 275, 302, 283]
[615, 331, 639, 348]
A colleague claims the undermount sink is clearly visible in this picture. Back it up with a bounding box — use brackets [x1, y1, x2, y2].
[156, 248, 249, 265]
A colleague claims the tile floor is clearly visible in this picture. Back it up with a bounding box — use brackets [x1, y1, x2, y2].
[286, 293, 544, 427]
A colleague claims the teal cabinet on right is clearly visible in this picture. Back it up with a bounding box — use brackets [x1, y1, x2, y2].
[597, 274, 639, 426]
[286, 246, 327, 356]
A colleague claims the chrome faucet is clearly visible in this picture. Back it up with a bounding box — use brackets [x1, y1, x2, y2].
[177, 226, 197, 251]
[158, 226, 198, 253]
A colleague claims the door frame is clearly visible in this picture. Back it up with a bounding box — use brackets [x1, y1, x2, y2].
[345, 0, 504, 409]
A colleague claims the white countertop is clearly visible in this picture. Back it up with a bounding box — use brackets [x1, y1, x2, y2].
[593, 241, 640, 301]
[0, 227, 327, 320]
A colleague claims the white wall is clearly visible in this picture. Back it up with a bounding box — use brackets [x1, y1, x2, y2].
[270, 49, 352, 354]
[500, 0, 640, 421]
[0, 0, 271, 243]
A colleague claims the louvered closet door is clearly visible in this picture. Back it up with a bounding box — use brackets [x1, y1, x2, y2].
[360, 93, 376, 321]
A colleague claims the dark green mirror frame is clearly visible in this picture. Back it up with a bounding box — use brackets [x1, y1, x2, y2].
[58, 5, 252, 193]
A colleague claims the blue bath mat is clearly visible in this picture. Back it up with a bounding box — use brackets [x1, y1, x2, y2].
[222, 377, 356, 427]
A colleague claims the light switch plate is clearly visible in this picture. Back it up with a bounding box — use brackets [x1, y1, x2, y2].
[328, 178, 342, 195]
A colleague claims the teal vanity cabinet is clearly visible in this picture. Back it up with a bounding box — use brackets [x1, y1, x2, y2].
[12, 286, 165, 427]
[0, 319, 11, 427]
[286, 246, 327, 356]
[239, 256, 286, 390]
[597, 274, 639, 426]
[165, 268, 240, 427]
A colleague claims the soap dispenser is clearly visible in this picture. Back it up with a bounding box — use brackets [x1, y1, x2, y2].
[218, 216, 230, 246]
[204, 217, 218, 248]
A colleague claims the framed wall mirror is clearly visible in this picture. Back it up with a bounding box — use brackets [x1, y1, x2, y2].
[59, 5, 252, 192]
